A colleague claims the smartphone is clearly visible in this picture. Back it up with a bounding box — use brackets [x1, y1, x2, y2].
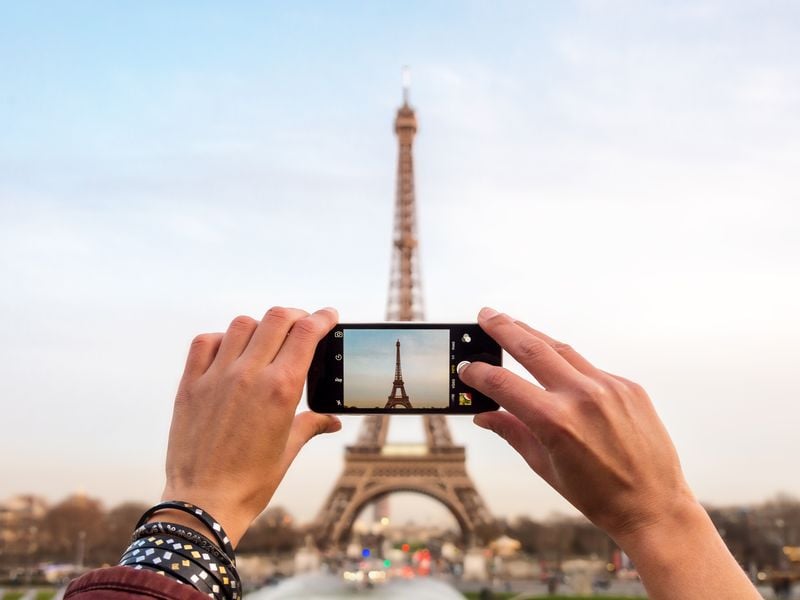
[307, 323, 502, 414]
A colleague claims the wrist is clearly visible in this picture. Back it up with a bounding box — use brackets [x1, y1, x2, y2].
[612, 496, 759, 600]
[159, 489, 255, 548]
[612, 495, 710, 559]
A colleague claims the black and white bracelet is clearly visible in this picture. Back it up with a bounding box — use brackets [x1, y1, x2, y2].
[119, 501, 241, 600]
[120, 536, 236, 598]
[135, 500, 236, 560]
[131, 521, 235, 569]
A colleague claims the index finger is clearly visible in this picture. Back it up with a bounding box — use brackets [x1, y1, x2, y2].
[240, 307, 311, 366]
[458, 361, 561, 446]
[271, 307, 339, 375]
[478, 308, 587, 391]
[512, 319, 600, 378]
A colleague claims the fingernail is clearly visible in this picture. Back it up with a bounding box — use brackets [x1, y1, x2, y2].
[457, 360, 471, 376]
[479, 307, 499, 319]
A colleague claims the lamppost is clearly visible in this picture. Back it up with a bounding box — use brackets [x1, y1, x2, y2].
[76, 530, 87, 569]
[773, 519, 789, 568]
[26, 524, 38, 584]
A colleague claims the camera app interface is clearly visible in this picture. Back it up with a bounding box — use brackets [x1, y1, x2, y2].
[344, 329, 449, 409]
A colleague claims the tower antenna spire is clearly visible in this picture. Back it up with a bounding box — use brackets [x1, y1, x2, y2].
[402, 65, 411, 105]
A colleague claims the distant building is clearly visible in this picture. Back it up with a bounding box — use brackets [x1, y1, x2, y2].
[0, 494, 49, 560]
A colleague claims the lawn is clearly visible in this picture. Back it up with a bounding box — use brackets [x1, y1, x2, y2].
[0, 591, 57, 600]
[463, 594, 647, 600]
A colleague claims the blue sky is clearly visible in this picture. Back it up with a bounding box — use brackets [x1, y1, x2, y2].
[1, 1, 799, 524]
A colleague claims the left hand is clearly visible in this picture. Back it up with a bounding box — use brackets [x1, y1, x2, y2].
[158, 306, 341, 546]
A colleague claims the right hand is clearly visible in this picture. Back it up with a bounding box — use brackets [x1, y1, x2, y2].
[458, 307, 698, 542]
[461, 308, 762, 599]
[461, 307, 762, 600]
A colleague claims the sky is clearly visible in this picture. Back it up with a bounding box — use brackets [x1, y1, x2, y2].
[344, 329, 450, 409]
[1, 1, 799, 527]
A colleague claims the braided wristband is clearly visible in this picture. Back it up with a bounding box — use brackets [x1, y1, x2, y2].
[135, 501, 236, 562]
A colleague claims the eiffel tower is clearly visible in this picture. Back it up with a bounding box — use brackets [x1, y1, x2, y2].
[385, 340, 412, 409]
[312, 70, 494, 548]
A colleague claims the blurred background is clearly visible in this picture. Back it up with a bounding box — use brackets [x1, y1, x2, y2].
[1, 1, 798, 597]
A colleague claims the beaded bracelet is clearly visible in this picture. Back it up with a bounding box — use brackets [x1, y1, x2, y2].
[135, 501, 236, 561]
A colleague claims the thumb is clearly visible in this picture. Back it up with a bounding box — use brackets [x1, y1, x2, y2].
[474, 411, 560, 492]
[279, 411, 342, 473]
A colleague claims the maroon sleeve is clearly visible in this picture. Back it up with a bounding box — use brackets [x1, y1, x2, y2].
[65, 565, 210, 599]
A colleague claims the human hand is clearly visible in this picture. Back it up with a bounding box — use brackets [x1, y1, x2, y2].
[459, 307, 697, 543]
[157, 307, 341, 547]
[461, 307, 762, 599]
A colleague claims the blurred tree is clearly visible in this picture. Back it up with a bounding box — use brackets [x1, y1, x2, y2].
[705, 494, 800, 571]
[505, 514, 613, 562]
[539, 516, 575, 564]
[763, 494, 800, 547]
[506, 516, 542, 555]
[93, 502, 149, 565]
[569, 519, 612, 558]
[474, 519, 503, 546]
[38, 494, 107, 565]
[237, 506, 301, 555]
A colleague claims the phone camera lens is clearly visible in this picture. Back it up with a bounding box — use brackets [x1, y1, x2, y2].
[461, 333, 472, 343]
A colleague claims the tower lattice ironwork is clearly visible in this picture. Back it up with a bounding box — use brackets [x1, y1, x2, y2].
[312, 71, 493, 548]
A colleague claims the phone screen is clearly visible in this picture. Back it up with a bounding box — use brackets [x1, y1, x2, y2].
[307, 323, 501, 414]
